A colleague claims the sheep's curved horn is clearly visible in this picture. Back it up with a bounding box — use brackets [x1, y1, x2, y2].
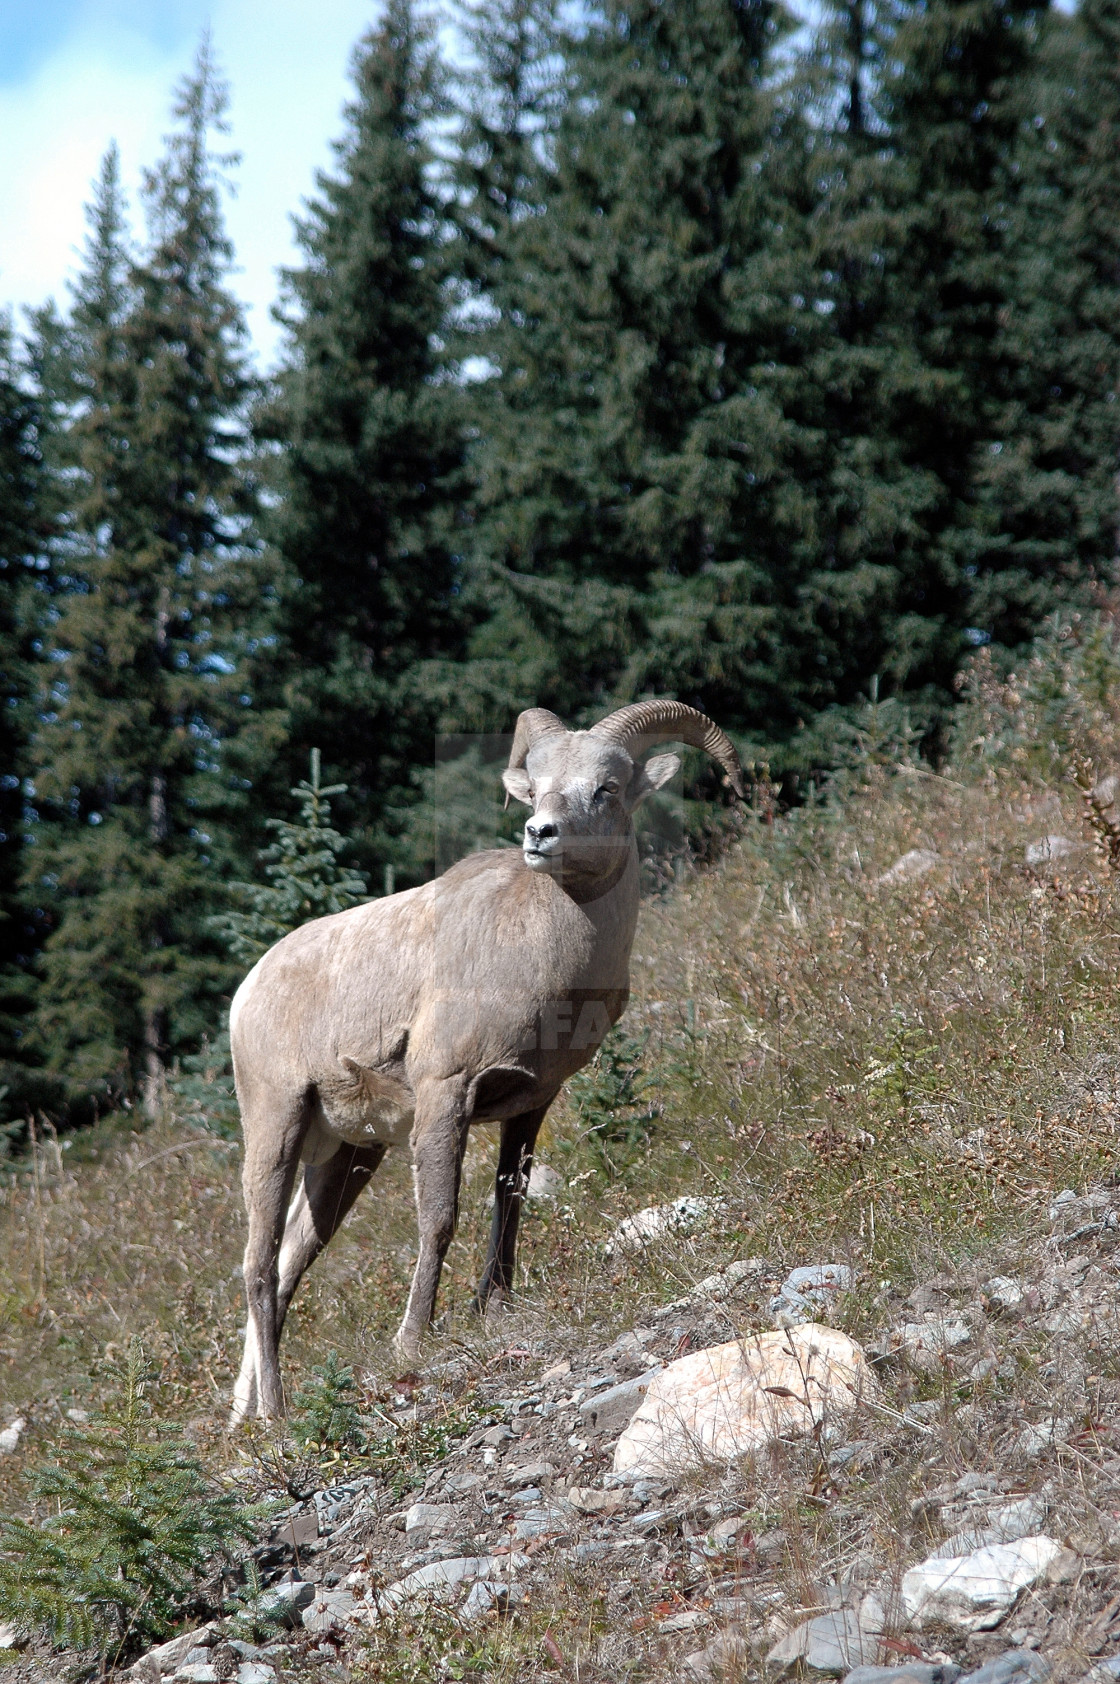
[591, 700, 744, 797]
[507, 708, 568, 771]
[504, 708, 568, 807]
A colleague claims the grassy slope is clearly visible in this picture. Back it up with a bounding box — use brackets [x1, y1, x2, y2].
[4, 672, 1120, 1673]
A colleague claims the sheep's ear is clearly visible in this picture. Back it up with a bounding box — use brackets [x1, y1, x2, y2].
[626, 753, 680, 808]
[502, 767, 533, 806]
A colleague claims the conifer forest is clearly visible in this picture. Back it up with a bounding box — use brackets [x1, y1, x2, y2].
[1, 0, 1119, 1121]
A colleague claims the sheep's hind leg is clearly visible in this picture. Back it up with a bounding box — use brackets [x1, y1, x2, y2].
[276, 1142, 386, 1333]
[395, 1078, 470, 1365]
[231, 1096, 308, 1426]
[473, 1107, 546, 1315]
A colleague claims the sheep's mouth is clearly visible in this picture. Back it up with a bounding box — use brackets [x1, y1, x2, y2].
[523, 842, 560, 866]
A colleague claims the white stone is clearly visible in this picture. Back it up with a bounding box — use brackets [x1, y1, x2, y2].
[172, 1669, 217, 1684]
[0, 1417, 26, 1455]
[460, 1581, 495, 1620]
[527, 1163, 563, 1200]
[765, 1607, 879, 1672]
[877, 849, 938, 887]
[404, 1502, 456, 1534]
[934, 1495, 1048, 1559]
[658, 1610, 709, 1634]
[0, 1625, 18, 1650]
[770, 1264, 854, 1326]
[984, 1276, 1025, 1313]
[613, 1323, 876, 1477]
[568, 1486, 628, 1515]
[134, 1625, 218, 1677]
[380, 1554, 529, 1609]
[235, 1667, 275, 1684]
[607, 1196, 729, 1255]
[901, 1535, 1066, 1632]
[1013, 1416, 1074, 1459]
[683, 1629, 750, 1680]
[1025, 835, 1078, 866]
[302, 1588, 357, 1633]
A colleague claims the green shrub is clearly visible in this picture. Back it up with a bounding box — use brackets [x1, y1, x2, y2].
[0, 1344, 253, 1655]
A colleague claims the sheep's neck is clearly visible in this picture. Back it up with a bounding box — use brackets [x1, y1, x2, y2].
[552, 841, 635, 906]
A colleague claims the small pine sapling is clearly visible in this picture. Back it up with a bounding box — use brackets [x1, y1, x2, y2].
[291, 1353, 367, 1456]
[569, 1026, 657, 1168]
[172, 751, 369, 1130]
[0, 1343, 254, 1656]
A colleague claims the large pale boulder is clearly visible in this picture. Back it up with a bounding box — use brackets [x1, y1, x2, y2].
[613, 1324, 876, 1477]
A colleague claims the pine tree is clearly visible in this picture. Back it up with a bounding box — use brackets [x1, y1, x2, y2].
[0, 319, 46, 1114]
[260, 0, 465, 883]
[30, 46, 256, 1110]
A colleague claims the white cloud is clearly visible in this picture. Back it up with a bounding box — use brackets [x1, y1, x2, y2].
[0, 0, 378, 369]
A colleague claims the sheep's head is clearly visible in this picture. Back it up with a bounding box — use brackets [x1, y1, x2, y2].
[502, 701, 744, 897]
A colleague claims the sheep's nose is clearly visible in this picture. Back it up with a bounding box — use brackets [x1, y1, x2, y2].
[525, 818, 558, 844]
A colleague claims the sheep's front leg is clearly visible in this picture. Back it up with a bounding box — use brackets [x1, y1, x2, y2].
[395, 1077, 470, 1364]
[474, 1106, 547, 1314]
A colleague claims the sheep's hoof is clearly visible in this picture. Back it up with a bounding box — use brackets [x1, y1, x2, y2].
[393, 1328, 422, 1368]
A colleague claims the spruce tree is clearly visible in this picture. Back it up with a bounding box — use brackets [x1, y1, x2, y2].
[260, 0, 464, 882]
[456, 0, 818, 751]
[31, 47, 255, 1109]
[789, 0, 1046, 741]
[0, 319, 46, 1113]
[969, 0, 1120, 643]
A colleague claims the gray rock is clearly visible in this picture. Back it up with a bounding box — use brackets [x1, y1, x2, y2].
[527, 1163, 563, 1200]
[506, 1459, 554, 1487]
[983, 1276, 1025, 1313]
[843, 1669, 960, 1684]
[1025, 835, 1077, 866]
[877, 849, 939, 886]
[235, 1667, 275, 1684]
[253, 1579, 316, 1628]
[404, 1502, 456, 1534]
[381, 1554, 529, 1608]
[513, 1505, 572, 1540]
[579, 1367, 663, 1434]
[766, 1609, 878, 1672]
[934, 1495, 1048, 1559]
[957, 1651, 1050, 1684]
[133, 1626, 218, 1677]
[172, 1669, 218, 1684]
[770, 1264, 855, 1326]
[302, 1588, 357, 1634]
[684, 1628, 750, 1680]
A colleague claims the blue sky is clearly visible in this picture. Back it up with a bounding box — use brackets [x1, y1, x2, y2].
[0, 0, 381, 367]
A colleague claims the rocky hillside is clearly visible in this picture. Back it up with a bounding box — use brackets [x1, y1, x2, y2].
[3, 657, 1120, 1680]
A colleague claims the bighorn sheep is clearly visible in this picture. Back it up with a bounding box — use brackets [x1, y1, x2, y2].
[229, 700, 742, 1422]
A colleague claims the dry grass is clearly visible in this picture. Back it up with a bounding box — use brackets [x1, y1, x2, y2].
[5, 626, 1120, 1675]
